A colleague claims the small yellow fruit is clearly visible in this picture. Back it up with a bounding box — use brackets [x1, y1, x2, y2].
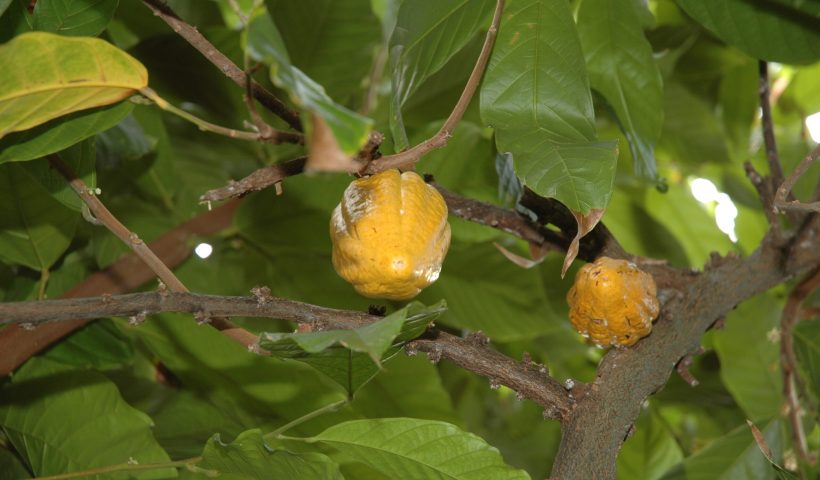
[566, 257, 660, 347]
[330, 169, 451, 300]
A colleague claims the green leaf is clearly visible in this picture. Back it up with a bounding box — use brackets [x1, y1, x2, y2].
[126, 313, 347, 421]
[0, 32, 147, 138]
[419, 243, 557, 342]
[0, 0, 12, 16]
[713, 295, 783, 421]
[675, 0, 820, 64]
[42, 319, 134, 369]
[0, 162, 78, 270]
[198, 429, 343, 479]
[388, 0, 494, 149]
[260, 301, 446, 364]
[352, 354, 461, 425]
[0, 101, 133, 164]
[0, 357, 173, 477]
[660, 419, 783, 480]
[719, 60, 758, 153]
[266, 0, 381, 101]
[247, 13, 372, 156]
[577, 0, 663, 180]
[617, 409, 683, 480]
[22, 138, 96, 212]
[480, 0, 617, 213]
[32, 0, 119, 37]
[658, 82, 730, 166]
[793, 318, 820, 404]
[311, 418, 531, 480]
[0, 445, 32, 480]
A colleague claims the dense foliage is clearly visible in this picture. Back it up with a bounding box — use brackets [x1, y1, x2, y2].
[0, 0, 818, 479]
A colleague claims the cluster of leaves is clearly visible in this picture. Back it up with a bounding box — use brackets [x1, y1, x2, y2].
[0, 0, 818, 479]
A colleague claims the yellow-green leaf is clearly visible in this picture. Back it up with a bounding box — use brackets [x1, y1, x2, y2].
[0, 31, 148, 138]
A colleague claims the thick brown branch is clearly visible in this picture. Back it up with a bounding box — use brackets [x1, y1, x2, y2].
[141, 0, 303, 131]
[551, 218, 820, 479]
[0, 291, 573, 418]
[361, 0, 505, 173]
[0, 292, 371, 328]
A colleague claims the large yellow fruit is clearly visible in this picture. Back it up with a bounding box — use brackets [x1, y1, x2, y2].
[566, 257, 660, 347]
[330, 169, 451, 300]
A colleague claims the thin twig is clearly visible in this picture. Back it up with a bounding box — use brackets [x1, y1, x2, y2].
[780, 267, 820, 466]
[199, 157, 307, 203]
[140, 87, 302, 145]
[759, 61, 785, 190]
[48, 155, 255, 346]
[361, 0, 506, 174]
[49, 155, 188, 294]
[775, 144, 820, 213]
[0, 200, 242, 376]
[34, 457, 204, 480]
[141, 0, 303, 131]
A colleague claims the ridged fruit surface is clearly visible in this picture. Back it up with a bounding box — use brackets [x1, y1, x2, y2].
[566, 257, 660, 347]
[330, 169, 451, 300]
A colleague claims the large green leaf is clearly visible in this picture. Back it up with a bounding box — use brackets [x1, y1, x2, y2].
[0, 445, 30, 480]
[0, 357, 173, 477]
[419, 243, 558, 342]
[713, 295, 783, 421]
[32, 0, 119, 37]
[675, 0, 820, 64]
[660, 419, 783, 480]
[352, 354, 461, 425]
[793, 318, 820, 403]
[0, 101, 133, 164]
[196, 429, 343, 479]
[617, 409, 683, 480]
[310, 418, 531, 479]
[577, 0, 663, 180]
[0, 31, 147, 138]
[247, 13, 372, 156]
[388, 0, 494, 149]
[480, 0, 617, 213]
[0, 162, 78, 270]
[266, 0, 380, 101]
[658, 82, 730, 166]
[126, 313, 347, 422]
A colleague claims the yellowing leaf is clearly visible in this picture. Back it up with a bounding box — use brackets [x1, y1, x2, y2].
[562, 208, 604, 277]
[0, 32, 148, 139]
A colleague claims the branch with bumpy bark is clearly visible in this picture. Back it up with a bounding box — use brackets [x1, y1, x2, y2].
[0, 290, 573, 419]
[551, 216, 820, 479]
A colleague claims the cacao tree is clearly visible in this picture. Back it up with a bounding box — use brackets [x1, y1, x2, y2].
[0, 0, 818, 479]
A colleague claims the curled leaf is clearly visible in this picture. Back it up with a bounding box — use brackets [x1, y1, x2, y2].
[306, 114, 360, 173]
[561, 208, 604, 277]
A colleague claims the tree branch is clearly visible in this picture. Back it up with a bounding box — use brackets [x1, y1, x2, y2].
[140, 0, 303, 132]
[759, 61, 785, 190]
[551, 216, 820, 479]
[361, 0, 505, 174]
[775, 143, 820, 213]
[0, 290, 573, 418]
[780, 266, 820, 466]
[48, 155, 257, 347]
[0, 199, 242, 375]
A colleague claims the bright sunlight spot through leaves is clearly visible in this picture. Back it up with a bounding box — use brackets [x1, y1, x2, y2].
[689, 178, 738, 243]
[805, 112, 820, 143]
[194, 243, 213, 259]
